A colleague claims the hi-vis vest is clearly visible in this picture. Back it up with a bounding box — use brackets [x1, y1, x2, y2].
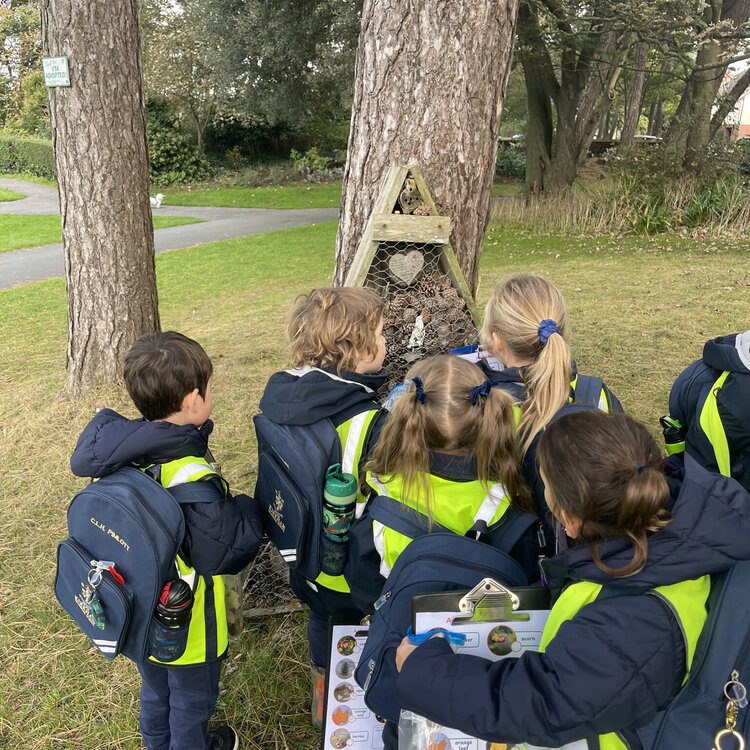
[146, 456, 229, 666]
[698, 370, 732, 477]
[315, 409, 381, 594]
[569, 374, 614, 413]
[520, 575, 711, 750]
[366, 472, 512, 578]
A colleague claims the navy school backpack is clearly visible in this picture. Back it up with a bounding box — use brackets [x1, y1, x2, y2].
[632, 560, 750, 749]
[253, 414, 341, 581]
[54, 466, 214, 663]
[353, 495, 535, 723]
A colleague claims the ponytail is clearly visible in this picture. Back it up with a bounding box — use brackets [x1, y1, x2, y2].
[538, 412, 672, 577]
[367, 356, 531, 520]
[480, 274, 570, 453]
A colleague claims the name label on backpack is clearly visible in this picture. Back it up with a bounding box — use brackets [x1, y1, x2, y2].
[90, 516, 131, 552]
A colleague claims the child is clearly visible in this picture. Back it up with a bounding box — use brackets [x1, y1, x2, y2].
[479, 273, 622, 521]
[256, 287, 387, 727]
[668, 330, 750, 491]
[395, 411, 750, 748]
[70, 331, 263, 750]
[346, 354, 539, 612]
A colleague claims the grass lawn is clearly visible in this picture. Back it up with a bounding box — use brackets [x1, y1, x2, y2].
[492, 182, 523, 197]
[1, 220, 749, 749]
[0, 214, 204, 253]
[0, 187, 24, 202]
[162, 182, 342, 209]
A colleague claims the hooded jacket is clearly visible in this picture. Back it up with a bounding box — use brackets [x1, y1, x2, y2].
[70, 409, 262, 576]
[396, 454, 750, 748]
[258, 365, 387, 603]
[670, 331, 750, 491]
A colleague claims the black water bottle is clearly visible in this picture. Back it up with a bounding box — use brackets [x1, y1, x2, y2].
[149, 579, 193, 662]
[660, 416, 686, 456]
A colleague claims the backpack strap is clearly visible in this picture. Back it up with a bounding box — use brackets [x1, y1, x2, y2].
[168, 479, 222, 505]
[368, 495, 454, 538]
[486, 506, 538, 551]
[573, 374, 605, 408]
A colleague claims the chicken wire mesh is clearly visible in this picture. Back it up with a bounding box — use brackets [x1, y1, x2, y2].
[363, 239, 478, 390]
[241, 539, 301, 619]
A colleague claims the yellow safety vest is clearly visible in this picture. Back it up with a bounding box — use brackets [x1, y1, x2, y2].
[315, 409, 382, 594]
[367, 471, 512, 578]
[699, 371, 732, 477]
[146, 456, 229, 666]
[519, 575, 710, 750]
[570, 374, 613, 413]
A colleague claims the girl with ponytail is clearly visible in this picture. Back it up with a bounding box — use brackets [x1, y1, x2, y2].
[345, 355, 538, 610]
[480, 273, 623, 521]
[395, 410, 750, 749]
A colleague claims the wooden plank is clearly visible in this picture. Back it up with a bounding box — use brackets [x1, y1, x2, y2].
[372, 165, 410, 214]
[439, 245, 480, 325]
[344, 220, 376, 287]
[408, 165, 439, 215]
[370, 214, 451, 244]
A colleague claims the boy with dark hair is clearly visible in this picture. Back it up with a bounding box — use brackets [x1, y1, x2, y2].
[71, 331, 262, 750]
[257, 287, 387, 726]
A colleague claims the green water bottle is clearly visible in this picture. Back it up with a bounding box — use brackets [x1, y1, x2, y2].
[320, 464, 357, 576]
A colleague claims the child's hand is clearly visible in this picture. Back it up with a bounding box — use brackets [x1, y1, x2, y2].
[396, 632, 445, 672]
[396, 636, 418, 672]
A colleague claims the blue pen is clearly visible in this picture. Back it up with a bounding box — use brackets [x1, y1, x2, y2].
[406, 626, 467, 647]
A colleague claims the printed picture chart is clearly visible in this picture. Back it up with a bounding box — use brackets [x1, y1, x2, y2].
[323, 623, 384, 750]
[405, 607, 551, 750]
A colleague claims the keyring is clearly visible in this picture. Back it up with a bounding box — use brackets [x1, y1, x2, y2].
[87, 569, 102, 587]
[725, 678, 748, 705]
[713, 728, 745, 750]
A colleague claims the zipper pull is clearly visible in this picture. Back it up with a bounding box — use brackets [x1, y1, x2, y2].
[363, 659, 376, 692]
[374, 590, 391, 610]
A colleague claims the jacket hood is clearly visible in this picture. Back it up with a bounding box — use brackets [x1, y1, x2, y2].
[259, 365, 385, 426]
[542, 454, 750, 597]
[70, 408, 212, 478]
[702, 331, 750, 374]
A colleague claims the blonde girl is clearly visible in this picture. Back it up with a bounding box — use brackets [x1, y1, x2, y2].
[345, 355, 538, 610]
[479, 273, 622, 523]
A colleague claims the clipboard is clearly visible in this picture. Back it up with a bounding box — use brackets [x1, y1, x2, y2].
[412, 578, 551, 659]
[322, 617, 386, 750]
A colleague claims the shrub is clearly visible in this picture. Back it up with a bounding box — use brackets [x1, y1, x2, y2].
[0, 133, 55, 179]
[146, 100, 211, 185]
[289, 147, 344, 182]
[496, 141, 526, 179]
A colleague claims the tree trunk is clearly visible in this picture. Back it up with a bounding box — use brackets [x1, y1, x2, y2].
[334, 0, 519, 293]
[41, 0, 160, 398]
[621, 42, 649, 144]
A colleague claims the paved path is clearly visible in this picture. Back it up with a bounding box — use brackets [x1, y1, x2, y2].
[0, 178, 339, 290]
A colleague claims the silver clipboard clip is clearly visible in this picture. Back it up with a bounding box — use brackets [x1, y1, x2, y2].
[454, 578, 529, 623]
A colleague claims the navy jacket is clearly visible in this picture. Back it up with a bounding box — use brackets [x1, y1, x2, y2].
[397, 455, 750, 747]
[70, 409, 262, 576]
[480, 359, 623, 551]
[670, 331, 750, 491]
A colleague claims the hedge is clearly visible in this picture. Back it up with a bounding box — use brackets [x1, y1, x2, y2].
[0, 134, 56, 180]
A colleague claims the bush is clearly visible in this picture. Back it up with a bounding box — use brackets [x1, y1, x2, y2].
[496, 141, 526, 179]
[289, 147, 345, 182]
[0, 133, 55, 179]
[146, 100, 211, 185]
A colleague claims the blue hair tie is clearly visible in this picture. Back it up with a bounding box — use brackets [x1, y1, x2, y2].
[635, 464, 645, 475]
[538, 319, 559, 345]
[411, 376, 426, 404]
[469, 380, 493, 405]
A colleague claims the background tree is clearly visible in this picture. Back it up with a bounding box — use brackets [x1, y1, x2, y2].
[334, 0, 520, 294]
[41, 0, 160, 398]
[0, 0, 42, 130]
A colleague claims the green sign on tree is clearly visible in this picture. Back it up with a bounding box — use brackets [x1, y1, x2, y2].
[43, 56, 70, 87]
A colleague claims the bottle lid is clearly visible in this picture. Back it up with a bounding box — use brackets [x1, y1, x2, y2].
[325, 463, 357, 497]
[159, 579, 192, 610]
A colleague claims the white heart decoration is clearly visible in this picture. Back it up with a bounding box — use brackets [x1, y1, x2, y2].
[388, 250, 424, 285]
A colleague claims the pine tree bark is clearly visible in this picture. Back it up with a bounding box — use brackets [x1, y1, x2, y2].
[334, 0, 519, 294]
[41, 0, 160, 398]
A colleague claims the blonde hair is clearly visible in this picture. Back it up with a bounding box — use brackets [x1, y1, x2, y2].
[366, 355, 533, 519]
[538, 411, 672, 577]
[480, 273, 570, 453]
[286, 287, 385, 373]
